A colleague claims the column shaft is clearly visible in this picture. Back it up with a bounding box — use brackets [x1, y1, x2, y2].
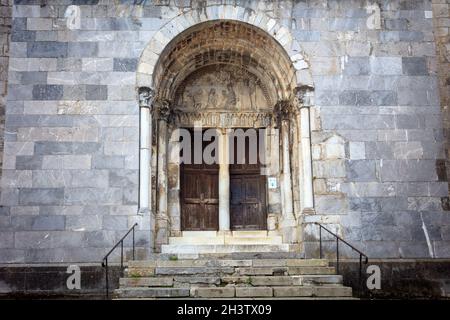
[157, 119, 168, 216]
[218, 129, 230, 231]
[300, 106, 314, 211]
[139, 106, 151, 212]
[281, 120, 294, 220]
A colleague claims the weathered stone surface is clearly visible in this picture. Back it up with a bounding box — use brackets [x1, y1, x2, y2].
[19, 188, 64, 205]
[117, 288, 190, 298]
[235, 287, 273, 297]
[193, 287, 235, 298]
[27, 42, 67, 58]
[273, 286, 313, 297]
[0, 0, 449, 265]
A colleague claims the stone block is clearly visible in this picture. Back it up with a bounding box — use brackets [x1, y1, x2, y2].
[379, 160, 437, 182]
[346, 160, 377, 182]
[103, 215, 128, 231]
[81, 58, 113, 72]
[402, 57, 428, 75]
[109, 169, 138, 188]
[27, 42, 67, 58]
[32, 85, 63, 100]
[349, 142, 365, 160]
[194, 287, 235, 298]
[16, 156, 43, 170]
[273, 286, 313, 297]
[20, 71, 47, 85]
[63, 188, 123, 205]
[92, 155, 124, 169]
[66, 215, 103, 231]
[370, 57, 402, 75]
[0, 233, 14, 249]
[85, 85, 107, 100]
[1, 170, 32, 188]
[68, 42, 98, 57]
[343, 57, 370, 75]
[11, 31, 36, 42]
[293, 30, 320, 42]
[69, 170, 109, 188]
[113, 58, 138, 71]
[34, 142, 101, 155]
[19, 188, 64, 206]
[315, 195, 348, 214]
[393, 142, 424, 159]
[235, 287, 273, 297]
[27, 18, 52, 31]
[32, 216, 65, 231]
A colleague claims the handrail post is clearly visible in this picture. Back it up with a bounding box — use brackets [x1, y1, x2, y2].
[359, 254, 363, 293]
[336, 237, 339, 274]
[132, 225, 136, 260]
[319, 225, 322, 259]
[105, 258, 109, 300]
[121, 241, 124, 270]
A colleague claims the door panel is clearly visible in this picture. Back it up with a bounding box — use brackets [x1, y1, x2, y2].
[230, 174, 266, 230]
[181, 170, 219, 231]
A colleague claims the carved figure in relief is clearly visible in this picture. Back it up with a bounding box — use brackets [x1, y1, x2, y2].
[176, 65, 270, 111]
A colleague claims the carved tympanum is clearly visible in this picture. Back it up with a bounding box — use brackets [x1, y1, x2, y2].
[174, 65, 272, 112]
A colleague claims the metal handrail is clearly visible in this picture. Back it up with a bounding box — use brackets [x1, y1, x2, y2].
[101, 223, 138, 299]
[315, 222, 369, 292]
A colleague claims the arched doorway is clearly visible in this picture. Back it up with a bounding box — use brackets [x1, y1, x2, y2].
[136, 11, 316, 252]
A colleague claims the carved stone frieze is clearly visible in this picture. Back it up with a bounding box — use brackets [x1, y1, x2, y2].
[172, 111, 272, 128]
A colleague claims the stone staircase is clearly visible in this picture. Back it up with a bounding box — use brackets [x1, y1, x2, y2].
[161, 231, 290, 254]
[115, 253, 355, 299]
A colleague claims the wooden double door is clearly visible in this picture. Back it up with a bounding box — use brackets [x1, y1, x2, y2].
[180, 128, 267, 231]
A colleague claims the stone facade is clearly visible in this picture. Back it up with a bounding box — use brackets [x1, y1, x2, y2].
[0, 0, 450, 263]
[0, 0, 11, 185]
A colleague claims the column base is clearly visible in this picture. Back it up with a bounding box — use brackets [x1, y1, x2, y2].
[138, 207, 151, 215]
[217, 230, 232, 236]
[280, 218, 300, 244]
[302, 207, 316, 215]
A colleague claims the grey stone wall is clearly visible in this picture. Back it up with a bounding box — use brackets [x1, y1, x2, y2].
[0, 0, 449, 263]
[0, 0, 11, 188]
[300, 0, 450, 259]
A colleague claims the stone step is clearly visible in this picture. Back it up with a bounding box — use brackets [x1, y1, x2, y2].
[127, 258, 328, 269]
[132, 266, 335, 276]
[196, 252, 306, 260]
[119, 274, 342, 288]
[119, 277, 174, 287]
[168, 236, 283, 245]
[161, 244, 290, 254]
[115, 287, 190, 298]
[189, 286, 352, 298]
[182, 231, 218, 237]
[236, 266, 336, 276]
[133, 252, 305, 260]
[272, 286, 352, 298]
[221, 275, 343, 286]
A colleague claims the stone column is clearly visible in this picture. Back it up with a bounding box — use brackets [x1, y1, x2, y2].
[156, 100, 170, 249]
[218, 128, 230, 232]
[295, 87, 315, 214]
[138, 87, 154, 213]
[276, 101, 297, 243]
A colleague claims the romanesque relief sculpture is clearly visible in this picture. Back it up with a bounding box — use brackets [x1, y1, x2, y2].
[175, 65, 271, 112]
[138, 87, 155, 108]
[157, 99, 171, 122]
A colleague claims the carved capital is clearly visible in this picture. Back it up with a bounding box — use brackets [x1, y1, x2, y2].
[138, 87, 155, 109]
[275, 100, 294, 121]
[294, 85, 315, 108]
[156, 99, 171, 122]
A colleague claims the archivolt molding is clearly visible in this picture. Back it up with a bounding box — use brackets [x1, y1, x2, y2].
[136, 4, 315, 105]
